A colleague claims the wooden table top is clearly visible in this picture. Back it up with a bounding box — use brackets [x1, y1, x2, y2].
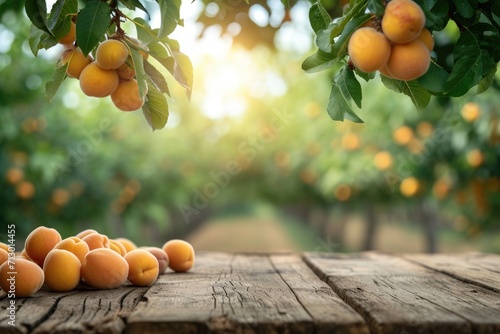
[1, 252, 499, 334]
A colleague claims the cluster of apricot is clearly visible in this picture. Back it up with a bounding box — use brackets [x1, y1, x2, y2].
[59, 22, 145, 112]
[348, 0, 432, 81]
[0, 226, 195, 297]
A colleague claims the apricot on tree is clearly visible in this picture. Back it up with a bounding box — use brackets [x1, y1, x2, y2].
[96, 39, 129, 70]
[79, 62, 119, 97]
[111, 79, 145, 111]
[348, 27, 391, 73]
[382, 39, 430, 81]
[61, 48, 92, 79]
[382, 0, 425, 44]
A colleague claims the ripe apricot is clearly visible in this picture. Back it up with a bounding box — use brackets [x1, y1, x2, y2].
[111, 79, 145, 112]
[75, 229, 98, 239]
[54, 237, 89, 263]
[109, 239, 127, 256]
[0, 243, 8, 252]
[117, 62, 136, 80]
[124, 249, 159, 286]
[418, 28, 434, 51]
[43, 249, 81, 291]
[58, 21, 76, 45]
[162, 239, 195, 272]
[79, 62, 119, 97]
[348, 27, 391, 73]
[81, 248, 129, 289]
[393, 126, 414, 145]
[96, 39, 129, 70]
[82, 232, 110, 250]
[373, 151, 393, 170]
[25, 226, 62, 267]
[61, 48, 92, 79]
[114, 238, 137, 253]
[384, 39, 430, 81]
[400, 176, 420, 197]
[0, 249, 8, 266]
[142, 247, 169, 274]
[5, 167, 23, 185]
[0, 258, 44, 297]
[16, 181, 35, 200]
[382, 0, 425, 44]
[461, 102, 480, 122]
[466, 149, 484, 168]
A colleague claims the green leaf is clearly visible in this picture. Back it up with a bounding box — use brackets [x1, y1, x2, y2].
[452, 0, 475, 19]
[142, 82, 169, 130]
[45, 64, 68, 102]
[132, 17, 161, 45]
[76, 0, 111, 55]
[476, 66, 497, 94]
[25, 0, 52, 35]
[119, 0, 149, 15]
[380, 76, 431, 110]
[326, 68, 364, 123]
[281, 0, 290, 7]
[169, 49, 193, 99]
[444, 29, 483, 97]
[338, 67, 362, 108]
[148, 41, 170, 59]
[414, 0, 449, 31]
[144, 61, 170, 96]
[367, 0, 385, 16]
[309, 2, 331, 33]
[301, 50, 337, 73]
[29, 25, 46, 56]
[355, 68, 376, 82]
[48, 0, 78, 39]
[417, 60, 449, 93]
[129, 48, 147, 99]
[158, 0, 182, 38]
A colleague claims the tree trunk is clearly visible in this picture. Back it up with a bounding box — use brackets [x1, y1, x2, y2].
[419, 200, 438, 253]
[362, 204, 378, 251]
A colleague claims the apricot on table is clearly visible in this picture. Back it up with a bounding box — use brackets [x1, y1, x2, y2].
[0, 258, 44, 297]
[75, 229, 98, 239]
[81, 248, 129, 289]
[54, 236, 89, 263]
[382, 0, 426, 44]
[43, 249, 81, 291]
[162, 239, 195, 272]
[96, 39, 129, 70]
[25, 226, 62, 267]
[79, 62, 119, 97]
[114, 238, 137, 253]
[0, 249, 7, 266]
[61, 48, 92, 79]
[109, 239, 127, 256]
[124, 249, 159, 286]
[111, 79, 145, 112]
[383, 39, 430, 81]
[142, 247, 169, 274]
[82, 232, 110, 250]
[348, 27, 391, 73]
[58, 21, 76, 45]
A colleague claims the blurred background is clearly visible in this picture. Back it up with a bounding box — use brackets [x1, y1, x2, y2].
[1, 0, 499, 254]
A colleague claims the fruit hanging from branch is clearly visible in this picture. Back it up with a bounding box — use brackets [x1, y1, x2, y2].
[26, 0, 192, 131]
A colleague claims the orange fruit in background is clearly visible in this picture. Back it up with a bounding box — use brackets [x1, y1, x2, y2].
[400, 176, 420, 197]
[393, 126, 414, 145]
[5, 167, 24, 185]
[16, 181, 35, 200]
[373, 151, 393, 170]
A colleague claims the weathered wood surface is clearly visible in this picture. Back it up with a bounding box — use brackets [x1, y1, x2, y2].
[0, 252, 499, 334]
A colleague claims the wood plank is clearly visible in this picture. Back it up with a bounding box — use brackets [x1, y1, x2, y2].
[129, 252, 366, 333]
[0, 284, 147, 334]
[304, 252, 500, 334]
[270, 254, 369, 334]
[404, 252, 500, 292]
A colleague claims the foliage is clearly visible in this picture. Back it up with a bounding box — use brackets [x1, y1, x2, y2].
[303, 0, 500, 122]
[25, 0, 193, 130]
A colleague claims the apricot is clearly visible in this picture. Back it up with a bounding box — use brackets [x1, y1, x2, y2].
[5, 167, 23, 185]
[383, 39, 430, 81]
[142, 247, 169, 274]
[16, 181, 35, 200]
[0, 258, 44, 297]
[418, 28, 434, 51]
[373, 151, 393, 170]
[96, 39, 129, 70]
[114, 238, 137, 253]
[111, 79, 145, 112]
[109, 239, 127, 256]
[61, 48, 92, 79]
[400, 176, 420, 197]
[58, 21, 76, 45]
[348, 27, 391, 73]
[81, 248, 129, 289]
[75, 229, 98, 239]
[382, 0, 425, 44]
[162, 239, 195, 272]
[21, 248, 30, 260]
[466, 149, 484, 168]
[0, 242, 8, 252]
[0, 249, 8, 266]
[124, 249, 159, 286]
[79, 62, 119, 97]
[43, 249, 81, 291]
[82, 232, 110, 250]
[117, 62, 136, 80]
[54, 237, 89, 263]
[461, 102, 480, 122]
[25, 226, 62, 267]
